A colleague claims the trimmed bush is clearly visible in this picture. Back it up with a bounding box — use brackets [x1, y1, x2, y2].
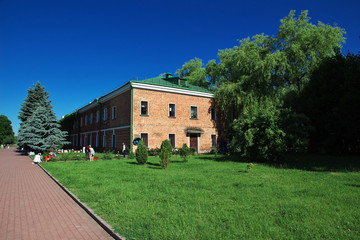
[180, 143, 190, 162]
[159, 139, 172, 168]
[135, 140, 148, 164]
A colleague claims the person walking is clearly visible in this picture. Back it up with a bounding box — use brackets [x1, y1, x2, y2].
[89, 145, 95, 161]
[122, 142, 126, 158]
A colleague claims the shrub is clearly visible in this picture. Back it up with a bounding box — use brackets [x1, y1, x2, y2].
[128, 151, 135, 159]
[60, 153, 70, 161]
[180, 143, 190, 162]
[103, 151, 114, 160]
[246, 163, 254, 173]
[135, 140, 148, 164]
[159, 139, 172, 169]
[147, 148, 160, 156]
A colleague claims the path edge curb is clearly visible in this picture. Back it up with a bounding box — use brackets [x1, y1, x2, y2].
[37, 163, 126, 240]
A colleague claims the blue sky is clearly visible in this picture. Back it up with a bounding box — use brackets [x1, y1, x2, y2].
[1, 0, 359, 134]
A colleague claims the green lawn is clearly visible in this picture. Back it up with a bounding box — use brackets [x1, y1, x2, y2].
[41, 154, 360, 240]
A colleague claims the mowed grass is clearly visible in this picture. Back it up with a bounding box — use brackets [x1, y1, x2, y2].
[41, 154, 360, 240]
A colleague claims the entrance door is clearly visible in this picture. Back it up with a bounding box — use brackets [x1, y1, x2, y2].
[189, 134, 198, 153]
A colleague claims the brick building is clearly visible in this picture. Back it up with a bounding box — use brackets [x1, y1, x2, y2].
[70, 75, 218, 153]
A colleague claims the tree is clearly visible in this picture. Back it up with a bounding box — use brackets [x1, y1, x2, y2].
[18, 82, 69, 152]
[159, 139, 172, 168]
[175, 58, 210, 89]
[0, 115, 15, 144]
[135, 140, 148, 164]
[296, 52, 360, 153]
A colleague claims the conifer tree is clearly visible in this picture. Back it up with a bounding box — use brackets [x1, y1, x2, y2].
[18, 82, 69, 152]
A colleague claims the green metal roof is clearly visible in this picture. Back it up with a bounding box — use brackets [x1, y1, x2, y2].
[131, 76, 213, 94]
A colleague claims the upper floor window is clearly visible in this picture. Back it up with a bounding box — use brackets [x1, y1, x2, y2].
[104, 108, 108, 121]
[80, 117, 83, 127]
[169, 104, 176, 117]
[112, 106, 116, 120]
[141, 101, 148, 115]
[85, 115, 88, 126]
[211, 108, 216, 120]
[190, 106, 198, 119]
[90, 113, 93, 125]
[96, 111, 100, 123]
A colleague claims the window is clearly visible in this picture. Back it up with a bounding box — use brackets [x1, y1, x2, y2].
[112, 130, 116, 148]
[190, 106, 198, 119]
[211, 134, 217, 147]
[169, 104, 176, 117]
[90, 113, 93, 125]
[169, 134, 176, 148]
[104, 108, 108, 121]
[211, 108, 216, 120]
[80, 117, 83, 127]
[96, 111, 100, 123]
[96, 133, 99, 147]
[89, 134, 92, 146]
[103, 132, 106, 147]
[141, 133, 148, 147]
[112, 106, 116, 120]
[85, 115, 88, 126]
[141, 101, 148, 115]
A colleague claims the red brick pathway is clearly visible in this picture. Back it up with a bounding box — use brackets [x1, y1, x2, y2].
[0, 147, 117, 240]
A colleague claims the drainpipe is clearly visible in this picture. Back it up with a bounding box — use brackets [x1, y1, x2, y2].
[130, 82, 133, 152]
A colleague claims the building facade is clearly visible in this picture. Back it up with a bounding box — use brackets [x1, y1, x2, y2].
[70, 75, 217, 153]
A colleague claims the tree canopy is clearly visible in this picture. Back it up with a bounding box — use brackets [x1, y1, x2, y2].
[0, 115, 15, 144]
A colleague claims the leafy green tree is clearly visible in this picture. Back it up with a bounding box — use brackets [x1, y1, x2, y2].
[135, 140, 148, 164]
[175, 58, 210, 89]
[159, 139, 172, 168]
[297, 52, 360, 153]
[0, 115, 15, 144]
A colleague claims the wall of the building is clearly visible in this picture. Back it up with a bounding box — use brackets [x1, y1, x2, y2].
[73, 90, 131, 152]
[132, 88, 217, 153]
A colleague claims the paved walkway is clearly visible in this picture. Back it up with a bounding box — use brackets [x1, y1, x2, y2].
[0, 147, 118, 240]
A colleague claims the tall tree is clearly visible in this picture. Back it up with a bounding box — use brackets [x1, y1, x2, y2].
[175, 58, 210, 89]
[0, 115, 15, 144]
[18, 82, 69, 152]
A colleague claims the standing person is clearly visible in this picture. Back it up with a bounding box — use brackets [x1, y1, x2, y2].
[85, 145, 90, 160]
[122, 142, 126, 158]
[89, 145, 95, 161]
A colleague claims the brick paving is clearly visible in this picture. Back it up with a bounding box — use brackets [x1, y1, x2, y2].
[0, 147, 118, 240]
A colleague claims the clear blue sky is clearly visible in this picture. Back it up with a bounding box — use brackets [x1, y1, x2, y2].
[1, 0, 359, 135]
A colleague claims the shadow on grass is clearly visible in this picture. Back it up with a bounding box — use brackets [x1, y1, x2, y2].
[197, 152, 360, 172]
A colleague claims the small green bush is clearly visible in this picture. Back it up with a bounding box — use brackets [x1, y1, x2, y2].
[180, 143, 190, 162]
[128, 151, 135, 159]
[103, 151, 114, 160]
[159, 139, 172, 169]
[135, 140, 148, 164]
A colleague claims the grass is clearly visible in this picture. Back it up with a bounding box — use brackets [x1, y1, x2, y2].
[41, 154, 360, 240]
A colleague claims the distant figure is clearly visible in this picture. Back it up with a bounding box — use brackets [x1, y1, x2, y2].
[85, 145, 90, 159]
[33, 153, 42, 164]
[45, 153, 52, 162]
[89, 146, 95, 161]
[122, 142, 126, 158]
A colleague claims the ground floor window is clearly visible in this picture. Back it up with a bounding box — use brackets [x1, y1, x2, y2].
[169, 134, 176, 148]
[141, 133, 148, 147]
[112, 130, 116, 148]
[211, 134, 217, 147]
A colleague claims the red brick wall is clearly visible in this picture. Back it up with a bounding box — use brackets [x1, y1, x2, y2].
[132, 88, 217, 153]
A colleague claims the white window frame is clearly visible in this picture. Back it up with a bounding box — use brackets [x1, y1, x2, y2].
[96, 111, 100, 123]
[211, 134, 217, 147]
[103, 131, 106, 147]
[140, 101, 148, 115]
[112, 106, 116, 120]
[140, 132, 149, 148]
[112, 130, 116, 148]
[104, 108, 108, 121]
[211, 108, 216, 121]
[169, 103, 176, 118]
[190, 106, 198, 119]
[169, 133, 176, 148]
